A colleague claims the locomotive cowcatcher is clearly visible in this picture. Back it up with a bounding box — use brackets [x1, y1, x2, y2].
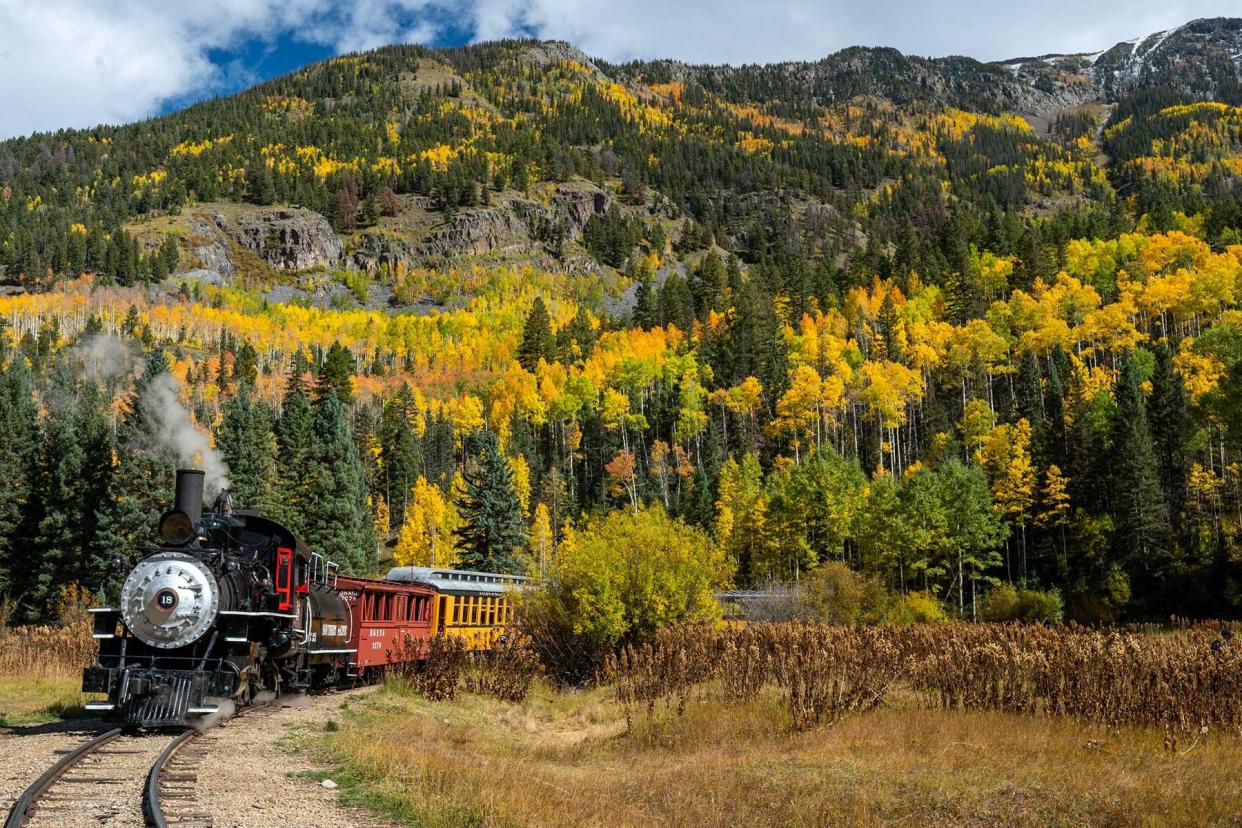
[82, 468, 438, 728]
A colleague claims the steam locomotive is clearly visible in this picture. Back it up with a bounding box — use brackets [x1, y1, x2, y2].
[82, 469, 526, 728]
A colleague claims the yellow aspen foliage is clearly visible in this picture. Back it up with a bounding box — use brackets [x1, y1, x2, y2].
[373, 496, 391, 545]
[529, 503, 554, 572]
[983, 419, 1036, 526]
[958, 399, 995, 459]
[509, 453, 531, 516]
[1038, 465, 1071, 530]
[715, 454, 773, 575]
[447, 394, 485, 445]
[393, 477, 459, 568]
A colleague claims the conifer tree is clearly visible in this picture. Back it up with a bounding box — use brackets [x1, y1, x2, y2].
[302, 390, 376, 573]
[454, 430, 527, 573]
[217, 387, 279, 511]
[1015, 350, 1044, 430]
[316, 342, 355, 405]
[233, 340, 259, 387]
[275, 356, 316, 532]
[0, 358, 40, 596]
[27, 366, 111, 620]
[555, 306, 596, 366]
[1148, 344, 1190, 536]
[1110, 354, 1171, 596]
[379, 384, 421, 527]
[517, 297, 555, 371]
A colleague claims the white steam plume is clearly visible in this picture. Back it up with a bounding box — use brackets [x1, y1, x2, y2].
[142, 373, 230, 496]
[71, 334, 139, 384]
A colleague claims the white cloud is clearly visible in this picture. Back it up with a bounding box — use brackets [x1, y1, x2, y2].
[0, 0, 1238, 138]
[461, 0, 1242, 64]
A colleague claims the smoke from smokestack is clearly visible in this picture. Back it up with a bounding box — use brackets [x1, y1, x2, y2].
[69, 333, 230, 496]
[142, 373, 230, 497]
[71, 334, 139, 383]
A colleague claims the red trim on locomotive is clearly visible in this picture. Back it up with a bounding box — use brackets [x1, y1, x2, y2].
[275, 546, 293, 611]
[335, 576, 436, 668]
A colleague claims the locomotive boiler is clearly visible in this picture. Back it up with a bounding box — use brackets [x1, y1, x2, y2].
[82, 469, 355, 728]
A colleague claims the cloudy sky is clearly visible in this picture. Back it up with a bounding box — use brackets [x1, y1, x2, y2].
[0, 0, 1238, 139]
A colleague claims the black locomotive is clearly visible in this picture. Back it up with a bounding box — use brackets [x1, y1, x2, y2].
[82, 469, 353, 728]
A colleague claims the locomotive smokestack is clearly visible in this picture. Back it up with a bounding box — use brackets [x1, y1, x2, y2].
[175, 468, 206, 526]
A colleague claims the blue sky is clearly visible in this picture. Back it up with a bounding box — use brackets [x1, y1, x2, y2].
[0, 0, 1239, 139]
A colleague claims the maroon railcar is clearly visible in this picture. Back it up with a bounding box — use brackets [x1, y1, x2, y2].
[335, 575, 436, 673]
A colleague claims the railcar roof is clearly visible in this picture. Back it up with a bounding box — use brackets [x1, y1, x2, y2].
[384, 566, 530, 595]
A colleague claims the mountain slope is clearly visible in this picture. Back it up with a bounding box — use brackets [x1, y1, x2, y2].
[0, 19, 1238, 299]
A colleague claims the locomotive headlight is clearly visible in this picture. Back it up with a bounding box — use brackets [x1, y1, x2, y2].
[120, 552, 220, 649]
[158, 509, 197, 546]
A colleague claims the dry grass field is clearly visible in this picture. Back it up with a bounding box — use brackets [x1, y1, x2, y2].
[0, 623, 97, 724]
[310, 680, 1242, 828]
[307, 622, 1242, 827]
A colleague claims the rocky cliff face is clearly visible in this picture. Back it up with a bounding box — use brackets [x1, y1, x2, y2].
[228, 208, 343, 270]
[1091, 18, 1242, 101]
[350, 180, 613, 272]
[997, 18, 1242, 108]
[154, 204, 345, 281]
[626, 18, 1242, 120]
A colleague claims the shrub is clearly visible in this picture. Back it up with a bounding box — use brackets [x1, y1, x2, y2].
[602, 620, 1242, 741]
[797, 562, 891, 625]
[885, 591, 947, 625]
[983, 584, 1064, 623]
[463, 634, 540, 702]
[394, 633, 465, 701]
[523, 505, 732, 684]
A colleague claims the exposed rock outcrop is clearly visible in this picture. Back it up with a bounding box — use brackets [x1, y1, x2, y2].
[351, 180, 613, 271]
[227, 207, 343, 271]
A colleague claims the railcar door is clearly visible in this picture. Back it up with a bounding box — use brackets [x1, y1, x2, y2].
[437, 596, 447, 634]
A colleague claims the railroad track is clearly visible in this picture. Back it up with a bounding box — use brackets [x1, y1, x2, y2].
[5, 727, 214, 828]
[146, 729, 214, 828]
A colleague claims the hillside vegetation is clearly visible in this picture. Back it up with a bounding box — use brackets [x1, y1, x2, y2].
[2, 23, 1242, 626]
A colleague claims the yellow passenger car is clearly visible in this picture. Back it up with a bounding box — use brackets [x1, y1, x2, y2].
[384, 566, 529, 650]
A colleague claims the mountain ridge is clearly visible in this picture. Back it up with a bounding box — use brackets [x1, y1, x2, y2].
[0, 16, 1239, 297]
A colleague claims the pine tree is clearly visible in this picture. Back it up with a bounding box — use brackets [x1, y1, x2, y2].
[453, 430, 527, 573]
[26, 365, 93, 620]
[302, 390, 376, 573]
[1015, 350, 1044, 430]
[245, 163, 277, 205]
[555, 306, 596, 366]
[1148, 344, 1190, 540]
[876, 292, 903, 363]
[275, 358, 316, 532]
[316, 342, 355, 404]
[1039, 349, 1068, 469]
[1110, 354, 1171, 600]
[217, 387, 279, 511]
[233, 340, 259, 387]
[0, 358, 40, 596]
[379, 384, 421, 527]
[517, 297, 555, 371]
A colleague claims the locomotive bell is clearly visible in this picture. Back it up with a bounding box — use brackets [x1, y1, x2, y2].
[120, 551, 220, 649]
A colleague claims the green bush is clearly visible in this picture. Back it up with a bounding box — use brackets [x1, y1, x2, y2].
[885, 591, 947, 626]
[798, 561, 891, 625]
[341, 269, 370, 304]
[983, 583, 1064, 623]
[522, 505, 732, 683]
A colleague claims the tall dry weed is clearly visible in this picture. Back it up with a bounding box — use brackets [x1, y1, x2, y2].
[602, 621, 1242, 738]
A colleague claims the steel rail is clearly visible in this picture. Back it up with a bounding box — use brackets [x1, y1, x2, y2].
[143, 729, 199, 828]
[4, 727, 124, 828]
